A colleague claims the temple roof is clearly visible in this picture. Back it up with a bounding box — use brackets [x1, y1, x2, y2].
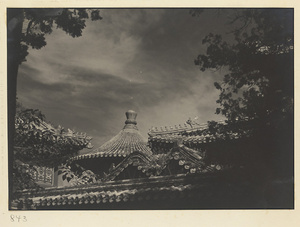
[15, 111, 93, 147]
[71, 110, 152, 161]
[148, 119, 225, 136]
[149, 133, 240, 145]
[100, 142, 221, 182]
[12, 172, 229, 209]
[148, 119, 252, 147]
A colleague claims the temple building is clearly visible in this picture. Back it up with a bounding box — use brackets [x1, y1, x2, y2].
[13, 110, 227, 210]
[69, 110, 153, 181]
[66, 110, 223, 183]
[12, 110, 293, 209]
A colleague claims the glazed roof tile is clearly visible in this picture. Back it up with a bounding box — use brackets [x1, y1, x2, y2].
[71, 110, 152, 161]
[149, 130, 243, 145]
[149, 134, 228, 144]
[15, 113, 92, 145]
[13, 173, 221, 209]
[148, 120, 225, 136]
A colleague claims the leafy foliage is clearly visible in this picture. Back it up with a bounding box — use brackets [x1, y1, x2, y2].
[189, 9, 294, 180]
[193, 9, 293, 123]
[58, 164, 99, 185]
[14, 104, 93, 167]
[12, 161, 43, 197]
[8, 8, 101, 205]
[13, 103, 93, 193]
[18, 8, 102, 64]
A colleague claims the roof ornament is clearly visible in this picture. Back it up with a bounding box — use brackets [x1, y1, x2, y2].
[124, 110, 139, 130]
[125, 110, 137, 125]
[71, 110, 152, 160]
[186, 116, 199, 128]
[175, 138, 184, 147]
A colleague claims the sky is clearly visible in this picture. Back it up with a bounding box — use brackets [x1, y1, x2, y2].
[17, 9, 234, 152]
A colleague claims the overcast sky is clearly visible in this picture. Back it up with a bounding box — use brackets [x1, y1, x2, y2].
[17, 9, 234, 151]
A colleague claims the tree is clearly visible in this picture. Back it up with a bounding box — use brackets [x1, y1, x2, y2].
[12, 9, 102, 64]
[192, 9, 293, 123]
[15, 103, 93, 166]
[191, 9, 294, 180]
[8, 8, 102, 206]
[58, 164, 100, 186]
[12, 103, 93, 197]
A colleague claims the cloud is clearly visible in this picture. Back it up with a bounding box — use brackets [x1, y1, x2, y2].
[17, 9, 229, 150]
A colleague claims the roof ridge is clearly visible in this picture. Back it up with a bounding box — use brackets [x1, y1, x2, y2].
[148, 120, 225, 136]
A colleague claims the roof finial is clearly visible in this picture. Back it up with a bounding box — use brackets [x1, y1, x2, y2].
[125, 110, 137, 125]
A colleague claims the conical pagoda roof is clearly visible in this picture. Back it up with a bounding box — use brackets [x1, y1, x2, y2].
[71, 110, 152, 160]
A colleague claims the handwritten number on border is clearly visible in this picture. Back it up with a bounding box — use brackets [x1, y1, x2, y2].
[10, 215, 27, 222]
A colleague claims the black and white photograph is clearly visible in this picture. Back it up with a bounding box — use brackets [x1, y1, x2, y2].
[6, 7, 294, 212]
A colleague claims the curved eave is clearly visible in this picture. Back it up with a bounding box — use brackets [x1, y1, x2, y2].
[149, 133, 243, 145]
[70, 145, 152, 162]
[70, 152, 132, 161]
[70, 127, 152, 162]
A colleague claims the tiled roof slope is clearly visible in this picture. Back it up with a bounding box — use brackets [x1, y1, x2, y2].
[101, 141, 222, 182]
[148, 119, 251, 147]
[148, 119, 225, 137]
[15, 111, 93, 147]
[12, 172, 231, 209]
[71, 110, 152, 161]
[149, 133, 240, 145]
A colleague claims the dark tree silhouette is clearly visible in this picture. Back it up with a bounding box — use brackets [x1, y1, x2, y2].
[190, 10, 294, 208]
[192, 9, 293, 123]
[7, 8, 102, 208]
[191, 8, 294, 181]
